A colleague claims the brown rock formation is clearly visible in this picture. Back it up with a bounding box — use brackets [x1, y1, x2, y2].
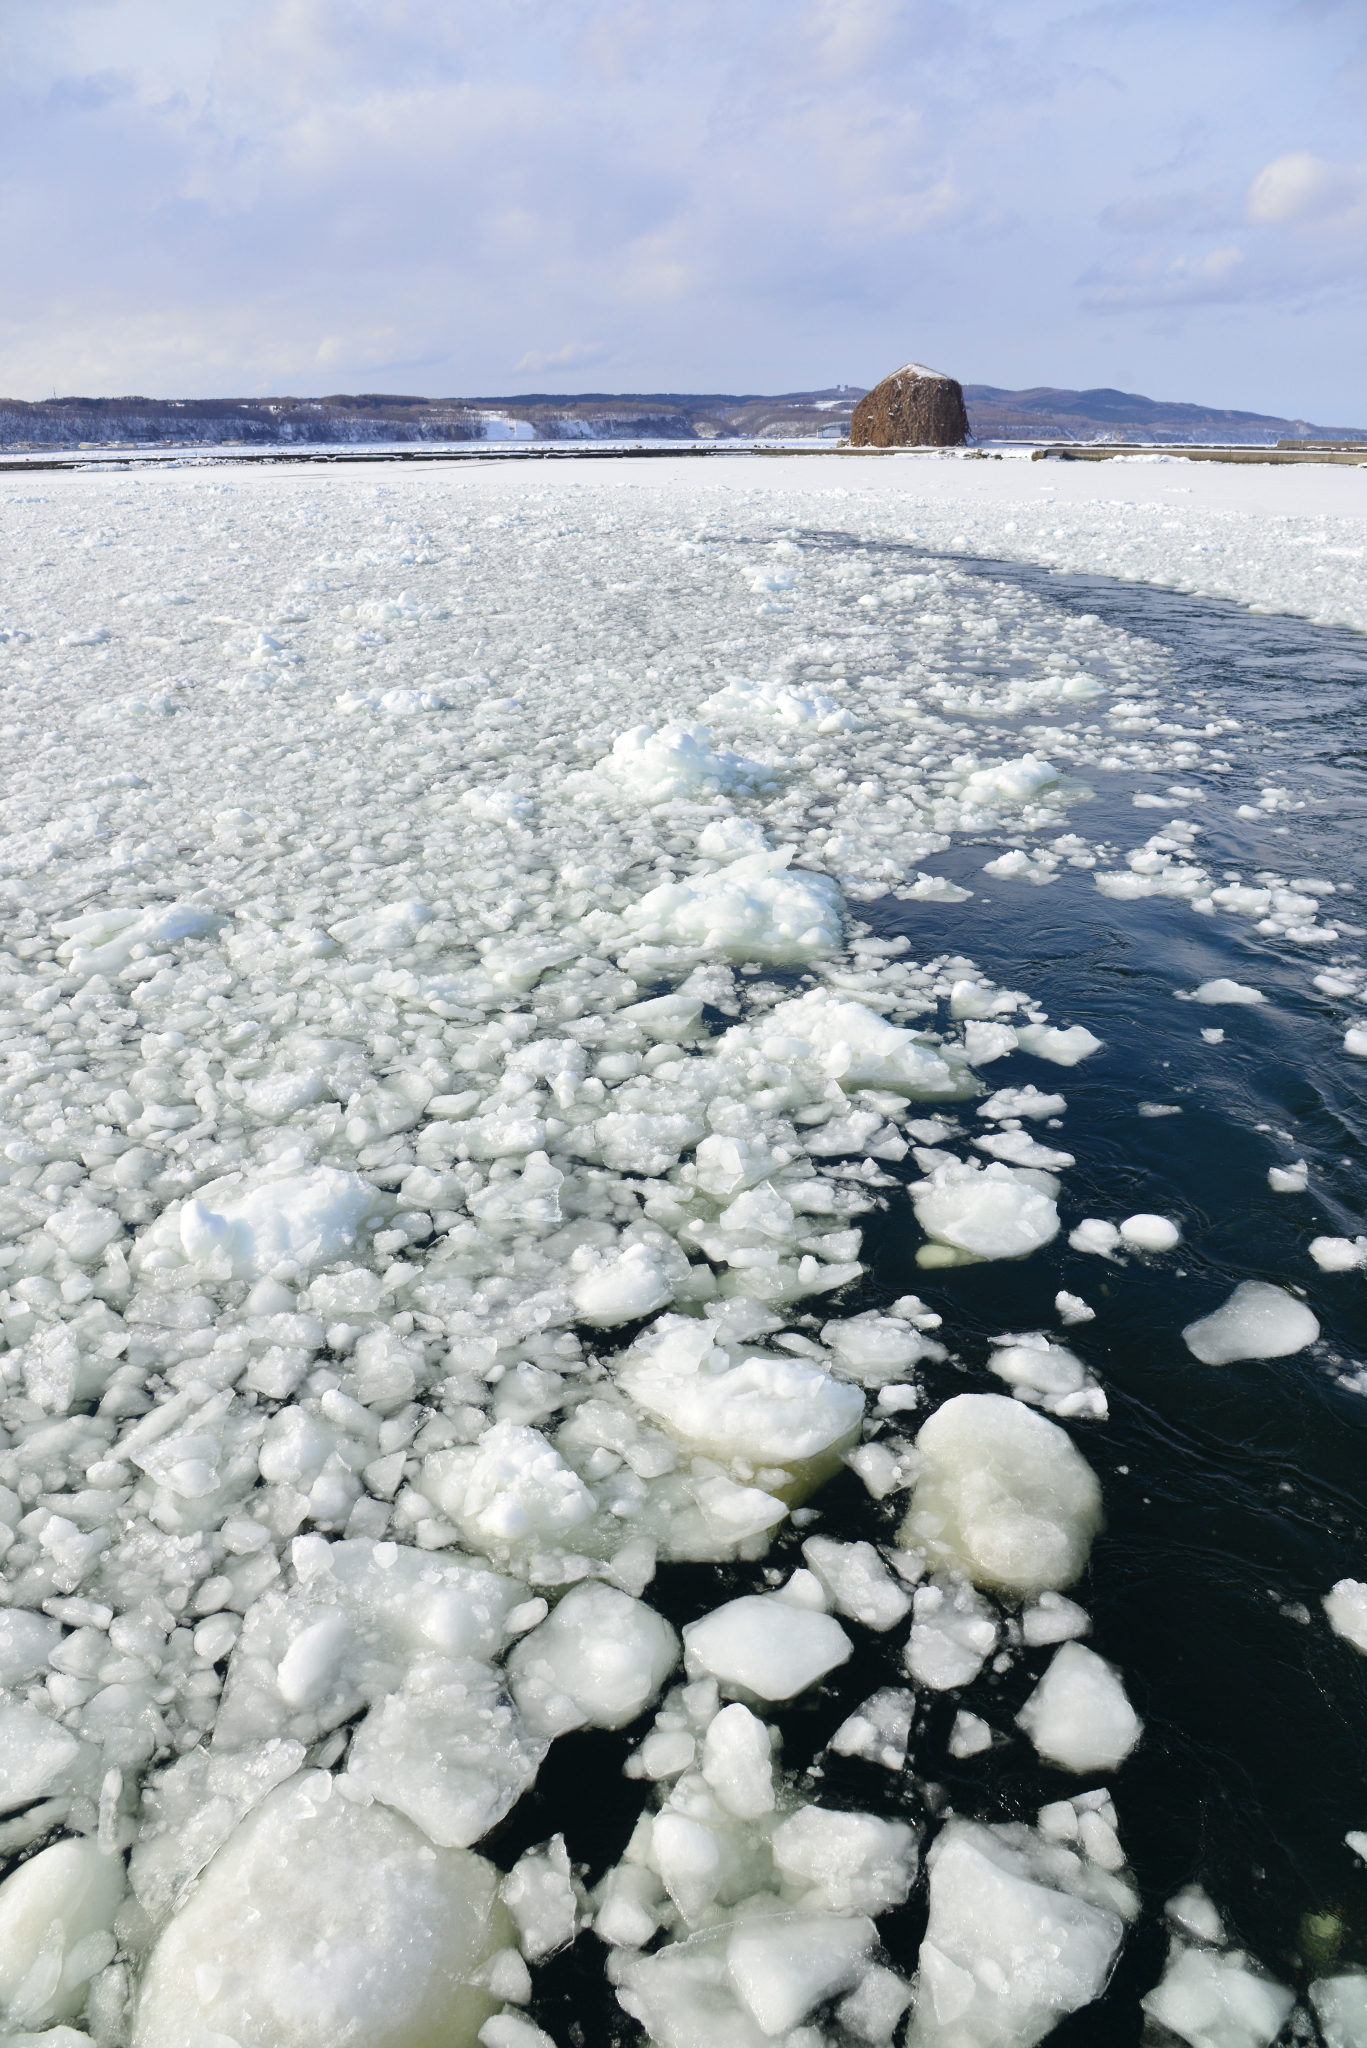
[849, 363, 969, 447]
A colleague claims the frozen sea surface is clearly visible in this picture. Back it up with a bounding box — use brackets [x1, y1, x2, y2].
[1, 454, 1366, 2047]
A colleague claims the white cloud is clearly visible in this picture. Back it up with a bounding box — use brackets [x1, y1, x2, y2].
[513, 342, 608, 375]
[1246, 150, 1367, 223]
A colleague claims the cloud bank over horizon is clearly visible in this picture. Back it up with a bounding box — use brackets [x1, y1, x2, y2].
[2, 0, 1365, 419]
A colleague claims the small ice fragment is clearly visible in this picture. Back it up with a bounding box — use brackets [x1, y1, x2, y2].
[1069, 1218, 1120, 1258]
[479, 2016, 557, 2048]
[1345, 1026, 1367, 1058]
[1165, 1884, 1225, 1945]
[1346, 1830, 1367, 1864]
[1137, 1102, 1182, 1118]
[1021, 1590, 1091, 1647]
[1016, 1642, 1142, 1772]
[701, 1701, 776, 1817]
[905, 1579, 999, 1690]
[1119, 1213, 1181, 1252]
[1267, 1160, 1308, 1193]
[802, 1537, 912, 1630]
[948, 1710, 993, 1758]
[828, 1689, 915, 1771]
[500, 1835, 578, 1959]
[988, 1334, 1089, 1402]
[1183, 1281, 1320, 1363]
[1055, 1290, 1095, 1325]
[836, 1963, 913, 2046]
[1201, 1027, 1225, 1044]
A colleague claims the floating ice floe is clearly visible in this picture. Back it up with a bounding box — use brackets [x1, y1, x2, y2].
[619, 847, 844, 963]
[1323, 1579, 1367, 1654]
[132, 1773, 510, 2048]
[1182, 1281, 1320, 1363]
[901, 1394, 1103, 1596]
[700, 675, 862, 732]
[1016, 1642, 1142, 1772]
[1310, 1235, 1367, 1272]
[593, 722, 772, 802]
[909, 1817, 1135, 2048]
[1177, 978, 1268, 1006]
[912, 1160, 1061, 1266]
[987, 1332, 1107, 1419]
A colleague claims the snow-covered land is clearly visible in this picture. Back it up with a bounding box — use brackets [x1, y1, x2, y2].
[0, 452, 1364, 2046]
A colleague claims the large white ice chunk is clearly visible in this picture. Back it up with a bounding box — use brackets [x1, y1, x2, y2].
[572, 1241, 678, 1326]
[771, 1804, 919, 1913]
[912, 1160, 1060, 1263]
[132, 1772, 508, 2048]
[901, 1394, 1103, 1596]
[0, 1837, 127, 2028]
[622, 848, 843, 963]
[1142, 1940, 1294, 2048]
[345, 1659, 547, 1849]
[683, 1592, 852, 1701]
[0, 1610, 63, 1686]
[616, 1316, 863, 1474]
[213, 1537, 525, 1753]
[1016, 1642, 1142, 1772]
[727, 1914, 877, 2035]
[179, 1165, 375, 1279]
[507, 1581, 678, 1736]
[762, 990, 956, 1095]
[615, 1914, 876, 2048]
[424, 1422, 597, 1552]
[962, 754, 1060, 805]
[1323, 1579, 1367, 1654]
[1182, 1281, 1320, 1364]
[597, 722, 764, 801]
[1312, 1974, 1367, 2048]
[909, 1821, 1125, 2048]
[0, 1704, 98, 1814]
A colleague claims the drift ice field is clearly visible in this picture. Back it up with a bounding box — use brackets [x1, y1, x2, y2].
[1, 449, 1366, 2048]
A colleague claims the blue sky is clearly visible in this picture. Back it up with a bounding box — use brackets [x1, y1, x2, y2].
[2, 0, 1364, 418]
